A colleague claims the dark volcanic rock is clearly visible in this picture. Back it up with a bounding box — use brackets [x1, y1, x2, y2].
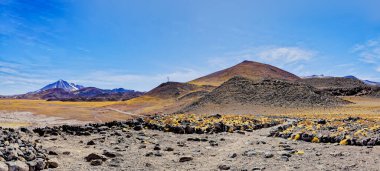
[85, 153, 106, 162]
[179, 156, 193, 162]
[182, 76, 349, 112]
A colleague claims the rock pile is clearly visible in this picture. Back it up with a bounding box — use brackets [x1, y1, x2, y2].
[270, 117, 380, 146]
[33, 114, 283, 137]
[0, 127, 52, 170]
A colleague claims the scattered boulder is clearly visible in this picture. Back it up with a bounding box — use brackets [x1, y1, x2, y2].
[164, 147, 174, 151]
[218, 165, 231, 170]
[85, 153, 106, 162]
[243, 150, 257, 157]
[87, 140, 96, 145]
[46, 158, 59, 168]
[90, 159, 103, 166]
[179, 156, 193, 162]
[264, 152, 274, 158]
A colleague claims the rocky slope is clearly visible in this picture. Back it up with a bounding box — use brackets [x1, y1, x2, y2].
[182, 76, 349, 113]
[300, 77, 379, 97]
[299, 77, 367, 89]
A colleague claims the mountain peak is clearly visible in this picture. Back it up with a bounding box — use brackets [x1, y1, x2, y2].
[38, 80, 84, 92]
[189, 60, 300, 86]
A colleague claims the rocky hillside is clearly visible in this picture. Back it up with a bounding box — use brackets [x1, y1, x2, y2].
[145, 82, 214, 99]
[300, 77, 379, 97]
[189, 60, 300, 86]
[299, 77, 367, 89]
[183, 76, 349, 112]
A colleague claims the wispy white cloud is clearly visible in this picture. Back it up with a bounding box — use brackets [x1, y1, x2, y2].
[352, 40, 380, 64]
[72, 68, 204, 91]
[256, 47, 315, 64]
[376, 66, 380, 72]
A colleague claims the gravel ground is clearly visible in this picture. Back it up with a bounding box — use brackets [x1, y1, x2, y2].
[31, 122, 380, 171]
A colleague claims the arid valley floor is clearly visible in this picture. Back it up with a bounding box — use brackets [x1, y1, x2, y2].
[0, 96, 379, 171]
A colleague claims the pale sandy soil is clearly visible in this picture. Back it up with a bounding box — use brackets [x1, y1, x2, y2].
[0, 111, 89, 128]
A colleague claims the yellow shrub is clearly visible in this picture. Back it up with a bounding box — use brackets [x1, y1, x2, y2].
[339, 139, 348, 145]
[311, 137, 320, 143]
[293, 133, 301, 140]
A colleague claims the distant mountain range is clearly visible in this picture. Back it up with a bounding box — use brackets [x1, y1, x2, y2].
[2, 61, 380, 104]
[302, 75, 332, 79]
[343, 75, 380, 86]
[12, 80, 144, 101]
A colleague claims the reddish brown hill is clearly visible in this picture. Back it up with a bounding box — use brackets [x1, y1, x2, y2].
[145, 82, 214, 99]
[189, 60, 300, 86]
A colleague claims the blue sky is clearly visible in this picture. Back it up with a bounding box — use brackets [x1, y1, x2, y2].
[1, 0, 380, 95]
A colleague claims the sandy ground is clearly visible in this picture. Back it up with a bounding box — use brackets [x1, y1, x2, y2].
[0, 111, 89, 128]
[32, 122, 380, 171]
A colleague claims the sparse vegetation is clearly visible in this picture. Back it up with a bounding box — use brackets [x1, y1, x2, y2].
[270, 117, 380, 146]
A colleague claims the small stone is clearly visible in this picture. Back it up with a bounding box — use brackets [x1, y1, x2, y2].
[35, 158, 46, 170]
[236, 130, 245, 135]
[209, 140, 218, 147]
[280, 156, 289, 161]
[103, 150, 121, 158]
[46, 158, 59, 168]
[145, 152, 154, 157]
[48, 150, 58, 155]
[87, 140, 96, 145]
[179, 156, 193, 162]
[90, 159, 103, 166]
[228, 153, 237, 158]
[243, 150, 257, 157]
[62, 151, 70, 155]
[108, 158, 122, 167]
[154, 152, 162, 157]
[264, 152, 274, 158]
[218, 165, 231, 170]
[85, 153, 106, 162]
[7, 161, 29, 171]
[252, 167, 266, 170]
[177, 141, 186, 147]
[133, 125, 143, 131]
[278, 151, 292, 157]
[317, 119, 327, 124]
[164, 147, 174, 151]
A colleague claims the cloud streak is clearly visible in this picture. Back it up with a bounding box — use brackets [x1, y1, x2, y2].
[353, 40, 380, 64]
[257, 47, 315, 64]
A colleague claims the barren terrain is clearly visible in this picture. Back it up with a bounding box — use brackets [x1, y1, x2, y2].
[0, 96, 379, 171]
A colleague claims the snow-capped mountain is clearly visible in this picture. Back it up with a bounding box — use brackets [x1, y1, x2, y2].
[302, 74, 332, 79]
[38, 79, 84, 92]
[363, 80, 380, 86]
[343, 76, 380, 86]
